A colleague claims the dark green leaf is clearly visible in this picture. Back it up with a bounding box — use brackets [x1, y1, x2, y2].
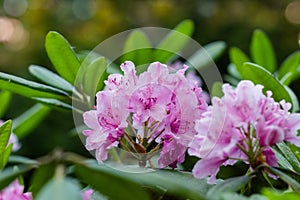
[0, 91, 11, 118]
[74, 163, 151, 200]
[45, 31, 80, 84]
[13, 104, 51, 139]
[187, 41, 226, 70]
[154, 19, 194, 63]
[206, 176, 251, 199]
[276, 142, 300, 173]
[220, 193, 267, 200]
[29, 163, 56, 197]
[0, 165, 35, 190]
[241, 63, 293, 108]
[229, 47, 250, 74]
[0, 72, 68, 99]
[250, 30, 276, 72]
[29, 65, 74, 93]
[269, 167, 300, 192]
[36, 177, 82, 200]
[0, 120, 12, 153]
[278, 51, 300, 85]
[122, 30, 152, 68]
[273, 148, 294, 171]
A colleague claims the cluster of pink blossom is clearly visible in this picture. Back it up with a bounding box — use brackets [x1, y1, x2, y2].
[83, 61, 208, 168]
[0, 180, 32, 200]
[189, 80, 300, 183]
[0, 120, 20, 152]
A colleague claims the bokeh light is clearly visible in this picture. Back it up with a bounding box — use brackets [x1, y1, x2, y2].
[285, 1, 300, 24]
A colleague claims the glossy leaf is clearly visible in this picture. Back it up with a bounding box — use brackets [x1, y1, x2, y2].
[273, 148, 294, 171]
[0, 91, 11, 118]
[269, 167, 300, 192]
[45, 31, 80, 84]
[187, 41, 226, 70]
[81, 57, 107, 98]
[227, 63, 242, 79]
[0, 144, 12, 170]
[32, 98, 74, 111]
[241, 63, 293, 108]
[36, 177, 82, 200]
[0, 165, 35, 190]
[74, 164, 151, 200]
[29, 65, 74, 93]
[206, 176, 251, 199]
[0, 120, 12, 153]
[276, 142, 300, 174]
[13, 104, 51, 139]
[122, 30, 152, 68]
[154, 19, 194, 63]
[0, 72, 68, 99]
[8, 155, 39, 165]
[250, 30, 276, 72]
[229, 47, 250, 74]
[278, 51, 300, 85]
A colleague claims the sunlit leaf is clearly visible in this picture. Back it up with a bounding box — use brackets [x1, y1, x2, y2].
[122, 30, 152, 69]
[250, 30, 276, 72]
[0, 120, 12, 153]
[211, 81, 224, 98]
[0, 72, 68, 99]
[29, 65, 74, 93]
[31, 98, 74, 111]
[154, 19, 194, 63]
[263, 188, 300, 199]
[229, 47, 250, 75]
[45, 31, 81, 84]
[0, 91, 11, 118]
[0, 144, 12, 170]
[187, 41, 226, 70]
[278, 51, 300, 85]
[13, 104, 51, 139]
[241, 63, 293, 109]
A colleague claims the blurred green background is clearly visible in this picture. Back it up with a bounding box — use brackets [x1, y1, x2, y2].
[0, 0, 299, 158]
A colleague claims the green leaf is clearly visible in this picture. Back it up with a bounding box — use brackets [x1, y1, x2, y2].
[241, 63, 293, 108]
[206, 176, 251, 199]
[154, 19, 194, 63]
[36, 177, 82, 200]
[285, 86, 299, 112]
[122, 30, 152, 68]
[250, 30, 276, 72]
[0, 72, 68, 99]
[8, 155, 39, 165]
[273, 148, 294, 171]
[220, 193, 267, 200]
[0, 91, 11, 118]
[228, 63, 242, 79]
[0, 144, 12, 170]
[229, 47, 250, 74]
[211, 81, 224, 98]
[80, 57, 107, 98]
[29, 163, 56, 197]
[0, 165, 35, 190]
[276, 142, 300, 173]
[269, 167, 300, 192]
[13, 104, 51, 139]
[187, 41, 226, 70]
[278, 51, 300, 85]
[131, 170, 209, 200]
[74, 163, 151, 200]
[29, 65, 74, 93]
[32, 98, 74, 111]
[45, 31, 80, 84]
[0, 120, 12, 153]
[263, 188, 300, 200]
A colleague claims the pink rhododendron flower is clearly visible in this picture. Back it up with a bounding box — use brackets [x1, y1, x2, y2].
[81, 189, 93, 200]
[189, 80, 300, 183]
[83, 61, 208, 168]
[0, 179, 32, 200]
[0, 120, 20, 151]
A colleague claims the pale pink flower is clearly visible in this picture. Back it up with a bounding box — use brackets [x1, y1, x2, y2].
[0, 179, 32, 200]
[83, 61, 208, 168]
[190, 80, 300, 183]
[81, 189, 93, 200]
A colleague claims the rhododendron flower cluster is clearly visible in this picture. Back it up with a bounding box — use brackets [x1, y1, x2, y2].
[0, 120, 20, 152]
[0, 179, 32, 200]
[189, 80, 300, 183]
[83, 61, 208, 168]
